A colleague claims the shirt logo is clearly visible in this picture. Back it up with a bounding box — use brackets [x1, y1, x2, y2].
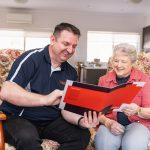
[59, 80, 66, 86]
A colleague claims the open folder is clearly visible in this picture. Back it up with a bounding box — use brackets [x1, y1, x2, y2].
[59, 80, 145, 115]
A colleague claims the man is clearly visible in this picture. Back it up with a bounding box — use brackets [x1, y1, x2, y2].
[0, 23, 98, 150]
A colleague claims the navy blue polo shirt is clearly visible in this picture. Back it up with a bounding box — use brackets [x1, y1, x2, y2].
[0, 45, 77, 121]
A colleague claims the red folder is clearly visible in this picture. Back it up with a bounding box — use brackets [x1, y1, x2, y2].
[59, 80, 145, 115]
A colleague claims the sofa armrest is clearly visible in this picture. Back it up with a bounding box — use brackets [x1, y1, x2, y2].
[0, 112, 6, 150]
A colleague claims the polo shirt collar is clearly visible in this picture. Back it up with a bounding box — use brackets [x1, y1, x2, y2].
[44, 45, 51, 64]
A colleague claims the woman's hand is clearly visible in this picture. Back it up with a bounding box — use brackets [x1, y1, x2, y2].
[105, 118, 125, 135]
[79, 111, 99, 128]
[122, 103, 139, 116]
[98, 114, 124, 135]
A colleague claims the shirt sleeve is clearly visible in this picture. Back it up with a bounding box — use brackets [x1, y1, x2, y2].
[98, 76, 106, 86]
[132, 75, 150, 107]
[6, 53, 36, 88]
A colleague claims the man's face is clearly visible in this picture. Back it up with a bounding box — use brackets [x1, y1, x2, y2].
[50, 30, 79, 63]
[112, 51, 133, 78]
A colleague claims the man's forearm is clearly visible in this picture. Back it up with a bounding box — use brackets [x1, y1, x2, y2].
[0, 81, 46, 107]
[61, 110, 82, 125]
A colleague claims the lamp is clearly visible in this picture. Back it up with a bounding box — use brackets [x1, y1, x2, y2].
[130, 0, 142, 4]
[14, 0, 28, 3]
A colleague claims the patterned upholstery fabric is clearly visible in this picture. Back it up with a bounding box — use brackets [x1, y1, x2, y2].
[0, 49, 23, 88]
[134, 51, 150, 77]
[0, 49, 149, 150]
[0, 49, 95, 150]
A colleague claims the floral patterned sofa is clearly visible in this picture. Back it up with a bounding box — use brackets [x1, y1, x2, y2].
[0, 49, 150, 150]
[134, 51, 150, 77]
[0, 49, 95, 150]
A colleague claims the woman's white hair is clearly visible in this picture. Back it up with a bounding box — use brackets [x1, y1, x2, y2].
[113, 43, 137, 63]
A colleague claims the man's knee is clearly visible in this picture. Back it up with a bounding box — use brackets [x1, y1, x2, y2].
[18, 130, 37, 140]
[13, 125, 41, 145]
[58, 129, 90, 150]
[77, 129, 91, 149]
[80, 129, 91, 142]
[15, 131, 42, 150]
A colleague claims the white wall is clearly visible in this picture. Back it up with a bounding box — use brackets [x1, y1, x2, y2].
[145, 15, 150, 27]
[0, 8, 147, 66]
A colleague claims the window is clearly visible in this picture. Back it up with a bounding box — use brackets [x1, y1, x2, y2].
[0, 29, 51, 51]
[25, 31, 50, 51]
[87, 31, 140, 62]
[25, 37, 50, 50]
[0, 30, 24, 50]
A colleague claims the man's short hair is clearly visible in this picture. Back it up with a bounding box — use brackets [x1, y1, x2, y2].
[53, 22, 81, 38]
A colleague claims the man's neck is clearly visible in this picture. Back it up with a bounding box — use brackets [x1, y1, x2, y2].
[49, 45, 61, 69]
[51, 62, 61, 69]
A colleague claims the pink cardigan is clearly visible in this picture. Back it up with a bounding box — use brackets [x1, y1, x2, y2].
[98, 68, 150, 129]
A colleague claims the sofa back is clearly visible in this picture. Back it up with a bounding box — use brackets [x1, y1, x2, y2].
[0, 49, 23, 88]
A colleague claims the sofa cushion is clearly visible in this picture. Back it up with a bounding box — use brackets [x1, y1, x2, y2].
[1, 49, 150, 150]
[1, 49, 95, 150]
[134, 51, 150, 77]
[0, 49, 23, 88]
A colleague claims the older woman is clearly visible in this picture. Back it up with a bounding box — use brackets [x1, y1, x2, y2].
[94, 43, 150, 150]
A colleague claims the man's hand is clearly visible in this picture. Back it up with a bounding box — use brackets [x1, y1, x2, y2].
[78, 111, 99, 128]
[45, 89, 63, 106]
[122, 103, 139, 116]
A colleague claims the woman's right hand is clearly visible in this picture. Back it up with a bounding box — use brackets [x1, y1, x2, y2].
[105, 118, 125, 135]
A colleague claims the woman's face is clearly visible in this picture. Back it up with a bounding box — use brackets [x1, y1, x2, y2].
[112, 51, 133, 78]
